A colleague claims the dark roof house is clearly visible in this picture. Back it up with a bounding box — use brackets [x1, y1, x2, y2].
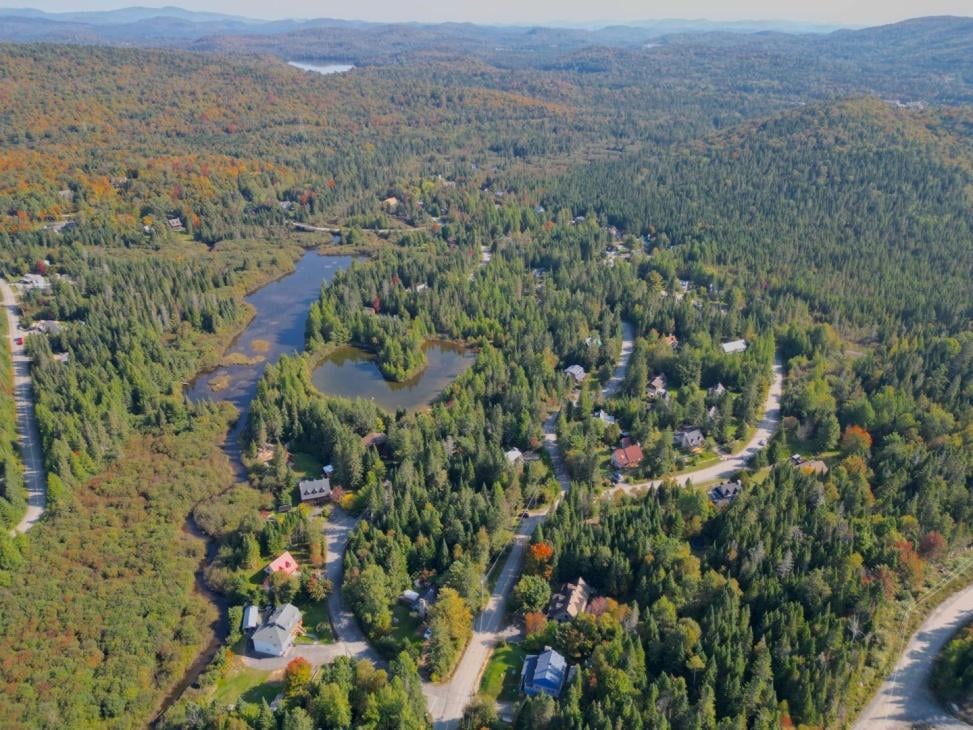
[674, 427, 705, 451]
[548, 578, 591, 622]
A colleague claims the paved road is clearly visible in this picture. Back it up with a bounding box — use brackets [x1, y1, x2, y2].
[610, 358, 783, 495]
[855, 583, 973, 729]
[423, 514, 543, 728]
[602, 320, 635, 398]
[422, 325, 620, 728]
[0, 279, 47, 534]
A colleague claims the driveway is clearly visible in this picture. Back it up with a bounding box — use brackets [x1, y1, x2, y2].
[1, 279, 47, 534]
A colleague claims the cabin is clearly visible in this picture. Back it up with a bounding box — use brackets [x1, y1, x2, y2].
[521, 647, 568, 698]
[647, 374, 668, 399]
[548, 578, 591, 622]
[252, 603, 302, 657]
[721, 339, 748, 354]
[611, 442, 643, 470]
[708, 382, 727, 398]
[674, 427, 705, 451]
[565, 364, 586, 383]
[299, 477, 332, 503]
[664, 334, 679, 349]
[166, 217, 185, 232]
[265, 551, 300, 579]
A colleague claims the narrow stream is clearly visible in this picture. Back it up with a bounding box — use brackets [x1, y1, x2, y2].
[154, 251, 353, 722]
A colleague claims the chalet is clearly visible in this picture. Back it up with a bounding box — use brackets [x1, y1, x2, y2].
[252, 603, 302, 657]
[611, 442, 643, 470]
[565, 364, 586, 384]
[504, 448, 524, 466]
[265, 551, 300, 578]
[674, 427, 705, 451]
[522, 647, 568, 698]
[548, 578, 591, 622]
[166, 217, 185, 232]
[721, 339, 748, 354]
[242, 605, 261, 632]
[647, 374, 668, 399]
[708, 382, 727, 398]
[709, 480, 742, 507]
[382, 196, 399, 209]
[298, 477, 332, 503]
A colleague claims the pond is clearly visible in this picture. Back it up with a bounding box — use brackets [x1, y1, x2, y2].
[186, 250, 353, 415]
[288, 61, 355, 75]
[311, 341, 475, 412]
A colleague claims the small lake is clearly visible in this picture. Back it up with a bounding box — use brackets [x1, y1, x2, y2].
[311, 341, 475, 412]
[187, 251, 353, 414]
[288, 61, 355, 75]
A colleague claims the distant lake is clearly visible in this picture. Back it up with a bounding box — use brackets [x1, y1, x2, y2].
[288, 61, 355, 75]
[311, 341, 475, 412]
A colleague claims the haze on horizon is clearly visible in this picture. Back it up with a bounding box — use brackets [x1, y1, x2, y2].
[3, 0, 973, 26]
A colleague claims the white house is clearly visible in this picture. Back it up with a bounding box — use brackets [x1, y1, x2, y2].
[565, 365, 586, 383]
[252, 603, 302, 657]
[721, 339, 748, 354]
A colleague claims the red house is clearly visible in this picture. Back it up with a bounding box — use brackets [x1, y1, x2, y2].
[612, 442, 643, 469]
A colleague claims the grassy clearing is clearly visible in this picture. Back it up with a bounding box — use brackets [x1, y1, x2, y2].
[290, 451, 324, 479]
[480, 643, 526, 701]
[211, 660, 281, 708]
[296, 600, 334, 644]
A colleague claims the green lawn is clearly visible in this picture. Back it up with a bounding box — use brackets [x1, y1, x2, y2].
[290, 451, 324, 478]
[211, 661, 282, 708]
[296, 599, 334, 643]
[386, 604, 424, 656]
[480, 643, 526, 701]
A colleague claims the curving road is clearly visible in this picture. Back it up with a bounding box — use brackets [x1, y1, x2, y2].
[610, 358, 783, 496]
[421, 324, 628, 728]
[1, 279, 47, 534]
[855, 578, 973, 729]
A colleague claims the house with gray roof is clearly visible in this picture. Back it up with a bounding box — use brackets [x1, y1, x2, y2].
[251, 603, 302, 657]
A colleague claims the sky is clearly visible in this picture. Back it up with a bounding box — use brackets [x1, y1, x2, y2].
[5, 0, 973, 25]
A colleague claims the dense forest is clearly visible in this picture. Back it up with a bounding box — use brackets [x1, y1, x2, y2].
[0, 16, 968, 730]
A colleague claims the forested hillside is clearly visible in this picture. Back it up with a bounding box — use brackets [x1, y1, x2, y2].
[548, 99, 973, 335]
[0, 17, 968, 730]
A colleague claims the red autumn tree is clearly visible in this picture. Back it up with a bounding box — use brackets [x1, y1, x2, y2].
[841, 425, 873, 456]
[524, 541, 554, 579]
[919, 530, 947, 560]
[284, 656, 312, 698]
